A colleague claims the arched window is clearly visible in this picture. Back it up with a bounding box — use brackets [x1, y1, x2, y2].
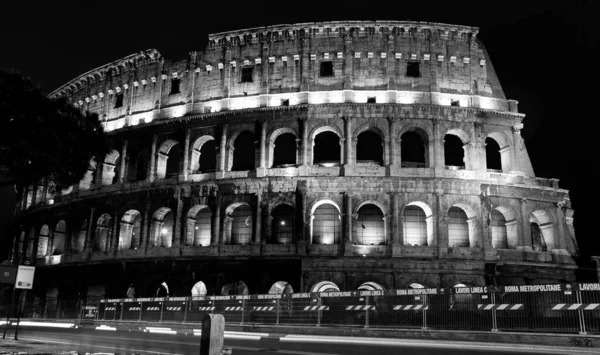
[95, 214, 112, 251]
[312, 203, 341, 244]
[313, 131, 340, 166]
[356, 131, 383, 165]
[272, 133, 297, 167]
[356, 204, 385, 245]
[490, 209, 508, 249]
[156, 281, 169, 297]
[230, 204, 253, 245]
[190, 136, 217, 173]
[101, 150, 120, 185]
[232, 131, 256, 171]
[52, 220, 67, 255]
[403, 204, 433, 246]
[401, 131, 427, 168]
[187, 205, 212, 247]
[72, 219, 88, 253]
[119, 210, 141, 250]
[37, 225, 50, 258]
[444, 134, 464, 168]
[150, 208, 174, 248]
[271, 204, 295, 244]
[191, 281, 207, 296]
[311, 281, 340, 293]
[79, 158, 97, 190]
[221, 281, 249, 295]
[530, 210, 554, 252]
[129, 148, 149, 182]
[447, 206, 469, 247]
[156, 140, 180, 179]
[485, 137, 502, 172]
[358, 282, 384, 291]
[268, 281, 294, 295]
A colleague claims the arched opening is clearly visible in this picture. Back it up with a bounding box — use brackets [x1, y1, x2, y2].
[530, 210, 554, 252]
[403, 202, 433, 246]
[311, 202, 341, 244]
[119, 210, 141, 250]
[52, 220, 67, 255]
[95, 214, 112, 251]
[356, 204, 385, 245]
[79, 158, 97, 190]
[409, 283, 425, 289]
[101, 150, 120, 185]
[230, 204, 253, 245]
[356, 130, 383, 165]
[444, 134, 465, 168]
[37, 225, 50, 258]
[156, 282, 169, 297]
[232, 131, 256, 171]
[72, 219, 88, 253]
[25, 228, 35, 262]
[313, 131, 340, 166]
[190, 136, 217, 173]
[149, 208, 174, 248]
[358, 282, 384, 291]
[490, 209, 508, 249]
[268, 281, 294, 295]
[221, 281, 249, 296]
[485, 137, 502, 171]
[187, 205, 212, 247]
[311, 281, 340, 293]
[401, 131, 427, 168]
[131, 148, 149, 182]
[272, 133, 297, 167]
[156, 140, 180, 179]
[191, 281, 207, 296]
[271, 204, 295, 244]
[448, 206, 469, 247]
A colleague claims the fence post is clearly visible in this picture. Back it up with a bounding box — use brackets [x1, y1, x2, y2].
[183, 298, 188, 323]
[317, 296, 322, 327]
[576, 289, 587, 335]
[138, 301, 143, 321]
[119, 302, 124, 320]
[113, 302, 117, 321]
[276, 299, 280, 325]
[364, 296, 369, 328]
[422, 296, 428, 330]
[159, 299, 164, 322]
[240, 299, 245, 325]
[491, 293, 498, 332]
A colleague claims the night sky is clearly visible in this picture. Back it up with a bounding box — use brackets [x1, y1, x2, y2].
[1, 1, 598, 258]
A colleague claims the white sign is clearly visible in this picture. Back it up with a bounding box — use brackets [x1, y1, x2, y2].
[15, 266, 35, 289]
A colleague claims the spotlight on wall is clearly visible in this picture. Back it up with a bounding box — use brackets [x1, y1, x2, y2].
[280, 221, 286, 226]
[161, 228, 168, 235]
[195, 226, 199, 230]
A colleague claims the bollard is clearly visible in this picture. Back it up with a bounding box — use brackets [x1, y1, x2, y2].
[200, 313, 225, 355]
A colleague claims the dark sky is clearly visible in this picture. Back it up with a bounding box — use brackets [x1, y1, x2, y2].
[1, 1, 599, 257]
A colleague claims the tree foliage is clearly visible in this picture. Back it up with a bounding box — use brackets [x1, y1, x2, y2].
[0, 71, 109, 195]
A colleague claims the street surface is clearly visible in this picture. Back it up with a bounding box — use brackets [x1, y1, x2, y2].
[4, 327, 595, 354]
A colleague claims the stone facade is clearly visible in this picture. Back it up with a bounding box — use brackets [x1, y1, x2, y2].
[10, 21, 582, 303]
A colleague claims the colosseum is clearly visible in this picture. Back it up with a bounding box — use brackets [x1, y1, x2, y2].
[9, 21, 584, 306]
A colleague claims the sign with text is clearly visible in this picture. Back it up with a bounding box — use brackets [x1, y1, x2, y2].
[15, 266, 35, 289]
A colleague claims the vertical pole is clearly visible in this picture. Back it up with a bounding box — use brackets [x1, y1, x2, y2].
[577, 289, 587, 335]
[159, 300, 164, 322]
[113, 302, 117, 321]
[254, 190, 262, 244]
[276, 299, 280, 325]
[13, 289, 21, 340]
[148, 134, 158, 182]
[119, 140, 128, 183]
[183, 129, 191, 180]
[364, 296, 369, 328]
[240, 299, 245, 325]
[317, 296, 322, 327]
[491, 293, 498, 332]
[3, 287, 16, 339]
[422, 295, 428, 330]
[119, 301, 124, 320]
[183, 300, 188, 323]
[138, 301, 143, 322]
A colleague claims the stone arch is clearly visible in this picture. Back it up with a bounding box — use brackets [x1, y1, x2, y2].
[530, 209, 555, 251]
[156, 139, 180, 179]
[486, 131, 512, 173]
[444, 128, 470, 144]
[491, 206, 518, 249]
[221, 280, 249, 295]
[444, 128, 470, 169]
[191, 281, 207, 296]
[79, 158, 97, 190]
[51, 220, 67, 256]
[119, 209, 141, 250]
[270, 203, 295, 244]
[101, 150, 120, 185]
[311, 281, 340, 293]
[72, 219, 88, 253]
[398, 125, 431, 168]
[309, 199, 342, 245]
[268, 127, 299, 168]
[310, 124, 344, 166]
[447, 203, 478, 248]
[354, 202, 386, 245]
[186, 204, 212, 247]
[268, 281, 294, 295]
[190, 135, 216, 173]
[355, 124, 386, 165]
[224, 202, 253, 245]
[228, 130, 256, 171]
[149, 207, 174, 248]
[354, 199, 388, 216]
[402, 201, 434, 246]
[95, 214, 112, 251]
[37, 224, 50, 258]
[357, 281, 385, 291]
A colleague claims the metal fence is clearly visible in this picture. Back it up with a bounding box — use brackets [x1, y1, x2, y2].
[24, 283, 600, 335]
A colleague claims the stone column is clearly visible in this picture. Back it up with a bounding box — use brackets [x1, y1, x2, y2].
[182, 130, 191, 180]
[111, 210, 120, 252]
[343, 33, 353, 92]
[300, 38, 310, 93]
[344, 193, 353, 244]
[343, 117, 353, 166]
[148, 134, 158, 182]
[218, 124, 228, 173]
[391, 193, 400, 244]
[435, 193, 447, 247]
[41, 181, 49, 205]
[519, 198, 531, 249]
[254, 190, 263, 244]
[173, 190, 183, 248]
[31, 184, 38, 207]
[257, 120, 267, 176]
[300, 119, 309, 166]
[118, 140, 128, 183]
[212, 194, 222, 245]
[140, 201, 151, 251]
[85, 207, 96, 252]
[432, 120, 443, 168]
[388, 118, 397, 167]
[555, 204, 566, 251]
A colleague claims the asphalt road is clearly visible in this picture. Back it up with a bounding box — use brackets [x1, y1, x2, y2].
[8, 327, 589, 355]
